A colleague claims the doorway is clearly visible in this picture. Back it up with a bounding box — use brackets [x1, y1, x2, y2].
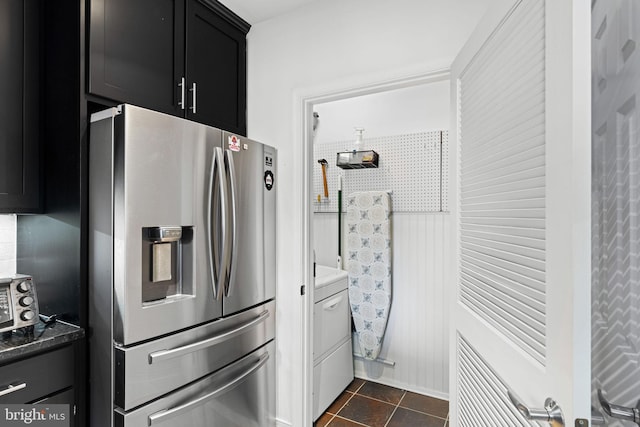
[298, 68, 451, 424]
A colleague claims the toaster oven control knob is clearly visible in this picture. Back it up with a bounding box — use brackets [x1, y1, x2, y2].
[17, 281, 31, 293]
[19, 296, 34, 307]
[20, 310, 35, 321]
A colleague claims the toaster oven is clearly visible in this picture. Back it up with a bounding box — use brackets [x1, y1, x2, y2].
[0, 275, 39, 333]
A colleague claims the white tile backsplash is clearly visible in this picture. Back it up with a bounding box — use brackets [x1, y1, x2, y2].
[0, 215, 16, 277]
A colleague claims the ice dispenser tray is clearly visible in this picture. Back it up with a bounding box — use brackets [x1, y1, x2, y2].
[142, 226, 193, 303]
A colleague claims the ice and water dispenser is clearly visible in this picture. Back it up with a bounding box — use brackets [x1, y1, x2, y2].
[142, 226, 193, 303]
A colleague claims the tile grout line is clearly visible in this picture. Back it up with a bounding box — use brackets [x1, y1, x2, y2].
[352, 379, 366, 394]
[396, 404, 448, 421]
[382, 390, 406, 427]
[322, 413, 336, 426]
[325, 380, 366, 426]
[332, 415, 370, 427]
[350, 391, 448, 420]
[324, 380, 450, 426]
[327, 391, 356, 417]
[354, 393, 402, 407]
[395, 390, 449, 420]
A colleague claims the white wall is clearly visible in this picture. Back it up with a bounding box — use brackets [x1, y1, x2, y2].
[313, 81, 450, 144]
[0, 215, 16, 277]
[245, 1, 490, 425]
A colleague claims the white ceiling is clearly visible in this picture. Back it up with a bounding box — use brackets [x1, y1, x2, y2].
[218, 0, 319, 25]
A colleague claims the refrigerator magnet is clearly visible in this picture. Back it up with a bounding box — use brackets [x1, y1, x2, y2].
[228, 135, 241, 152]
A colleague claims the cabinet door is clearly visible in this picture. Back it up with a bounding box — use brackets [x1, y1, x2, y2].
[0, 0, 40, 213]
[0, 345, 74, 404]
[186, 0, 247, 134]
[33, 388, 76, 427]
[89, 0, 185, 116]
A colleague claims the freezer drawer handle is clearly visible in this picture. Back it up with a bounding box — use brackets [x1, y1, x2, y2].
[148, 310, 270, 364]
[148, 352, 269, 426]
[0, 383, 26, 397]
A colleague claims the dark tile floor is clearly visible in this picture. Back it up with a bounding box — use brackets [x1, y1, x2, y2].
[315, 378, 449, 427]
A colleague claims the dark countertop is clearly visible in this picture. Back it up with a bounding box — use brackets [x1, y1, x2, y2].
[0, 320, 84, 364]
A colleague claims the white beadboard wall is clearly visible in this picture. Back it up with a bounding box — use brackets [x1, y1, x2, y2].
[314, 212, 451, 399]
[0, 215, 16, 277]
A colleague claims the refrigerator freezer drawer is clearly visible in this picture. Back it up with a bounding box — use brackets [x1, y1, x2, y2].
[115, 300, 275, 410]
[115, 340, 276, 427]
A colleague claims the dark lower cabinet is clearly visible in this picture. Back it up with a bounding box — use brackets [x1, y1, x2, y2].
[0, 343, 81, 427]
[89, 0, 248, 134]
[0, 0, 41, 213]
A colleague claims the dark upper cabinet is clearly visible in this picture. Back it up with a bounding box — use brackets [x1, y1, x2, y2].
[186, 0, 246, 133]
[0, 0, 41, 213]
[89, 0, 248, 134]
[89, 0, 185, 117]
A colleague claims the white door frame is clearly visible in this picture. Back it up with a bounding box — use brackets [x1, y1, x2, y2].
[294, 67, 450, 426]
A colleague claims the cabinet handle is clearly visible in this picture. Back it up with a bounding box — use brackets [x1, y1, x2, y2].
[323, 295, 344, 311]
[0, 383, 26, 397]
[178, 77, 185, 110]
[190, 82, 197, 114]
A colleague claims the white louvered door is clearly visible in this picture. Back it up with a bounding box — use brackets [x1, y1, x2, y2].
[450, 0, 591, 425]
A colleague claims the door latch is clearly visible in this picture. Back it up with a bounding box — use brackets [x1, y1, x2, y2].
[598, 388, 640, 425]
[508, 390, 565, 426]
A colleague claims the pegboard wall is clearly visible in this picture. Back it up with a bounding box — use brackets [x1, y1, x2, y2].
[313, 131, 449, 212]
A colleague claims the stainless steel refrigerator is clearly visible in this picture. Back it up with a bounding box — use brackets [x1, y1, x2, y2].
[88, 104, 276, 426]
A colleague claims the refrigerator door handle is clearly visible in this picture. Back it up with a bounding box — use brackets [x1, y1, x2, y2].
[207, 147, 228, 299]
[147, 310, 270, 364]
[223, 149, 238, 297]
[147, 352, 270, 426]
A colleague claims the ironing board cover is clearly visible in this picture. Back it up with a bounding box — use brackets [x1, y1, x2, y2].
[346, 191, 392, 360]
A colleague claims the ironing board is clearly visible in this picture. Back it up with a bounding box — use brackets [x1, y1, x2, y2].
[346, 191, 392, 360]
